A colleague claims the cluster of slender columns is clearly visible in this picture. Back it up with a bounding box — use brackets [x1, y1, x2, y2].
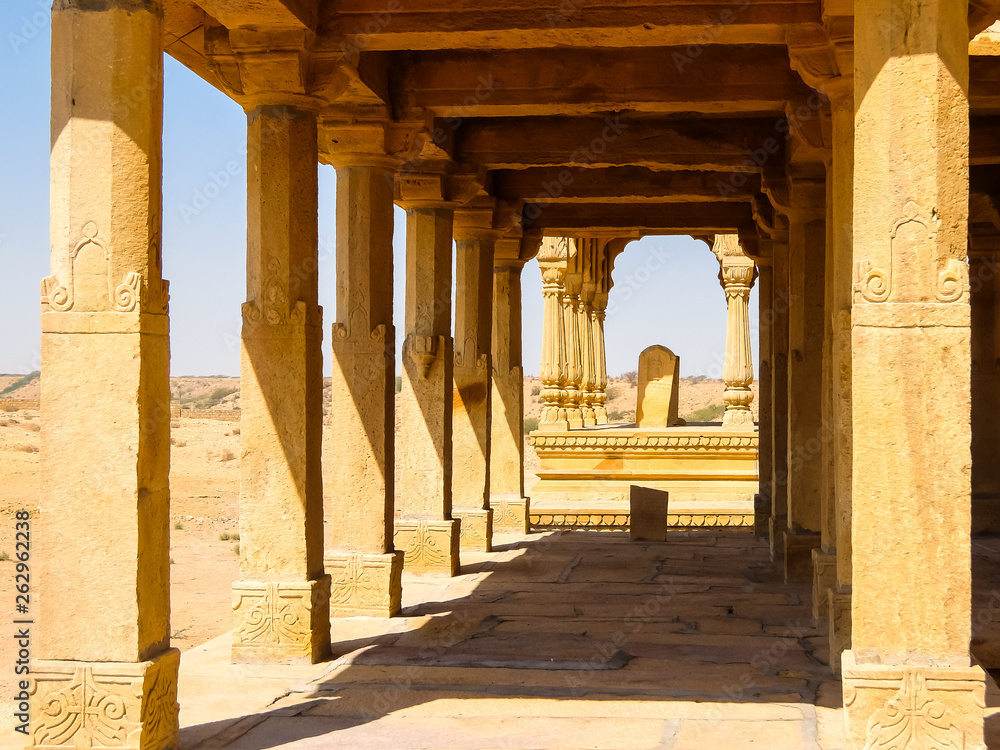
[537, 237, 611, 431]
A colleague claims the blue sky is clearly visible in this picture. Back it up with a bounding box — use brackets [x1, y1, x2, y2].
[0, 3, 756, 379]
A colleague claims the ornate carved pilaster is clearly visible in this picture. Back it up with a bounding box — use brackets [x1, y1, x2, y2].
[538, 238, 570, 431]
[711, 235, 757, 428]
[592, 296, 609, 424]
[579, 285, 597, 427]
[561, 275, 584, 429]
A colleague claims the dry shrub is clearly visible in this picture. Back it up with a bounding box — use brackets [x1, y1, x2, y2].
[170, 421, 181, 429]
[16, 444, 39, 453]
[24, 422, 40, 433]
[221, 449, 236, 462]
[231, 427, 240, 435]
[170, 438, 187, 448]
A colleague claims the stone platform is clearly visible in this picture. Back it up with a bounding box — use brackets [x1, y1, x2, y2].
[529, 424, 758, 529]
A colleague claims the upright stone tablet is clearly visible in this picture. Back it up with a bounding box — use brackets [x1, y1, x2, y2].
[630, 486, 670, 541]
[636, 345, 684, 427]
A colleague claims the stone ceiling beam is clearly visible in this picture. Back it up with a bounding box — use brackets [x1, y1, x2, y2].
[457, 116, 784, 172]
[388, 46, 812, 118]
[492, 167, 759, 204]
[319, 1, 821, 51]
[523, 201, 755, 234]
[192, 0, 318, 31]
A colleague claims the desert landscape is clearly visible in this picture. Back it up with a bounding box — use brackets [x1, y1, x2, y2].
[0, 371, 751, 732]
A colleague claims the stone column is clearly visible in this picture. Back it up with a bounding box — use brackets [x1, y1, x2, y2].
[562, 275, 585, 429]
[579, 288, 598, 427]
[452, 212, 495, 552]
[769, 221, 791, 561]
[711, 235, 756, 428]
[234, 105, 330, 664]
[755, 252, 774, 537]
[970, 247, 1000, 532]
[783, 178, 826, 583]
[325, 141, 403, 617]
[844, 1, 984, 745]
[491, 246, 529, 532]
[592, 294, 610, 424]
[394, 174, 467, 576]
[34, 2, 180, 745]
[538, 239, 570, 431]
[823, 82, 855, 664]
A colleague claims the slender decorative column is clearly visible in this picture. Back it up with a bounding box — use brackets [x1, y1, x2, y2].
[711, 235, 756, 427]
[783, 175, 826, 583]
[490, 241, 529, 532]
[844, 1, 984, 745]
[394, 169, 480, 575]
[324, 123, 404, 618]
[592, 294, 610, 424]
[234, 104, 330, 663]
[538, 238, 570, 431]
[451, 203, 497, 551]
[579, 289, 597, 427]
[33, 2, 179, 745]
[755, 248, 774, 537]
[562, 273, 585, 429]
[769, 220, 791, 562]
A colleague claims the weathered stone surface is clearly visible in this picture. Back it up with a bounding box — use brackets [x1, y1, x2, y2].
[636, 345, 683, 427]
[629, 486, 669, 542]
[232, 578, 331, 664]
[394, 519, 461, 576]
[325, 551, 403, 618]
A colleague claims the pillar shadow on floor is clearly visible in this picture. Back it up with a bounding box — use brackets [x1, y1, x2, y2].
[182, 528, 851, 749]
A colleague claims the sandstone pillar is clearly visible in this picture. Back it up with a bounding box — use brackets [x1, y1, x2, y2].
[783, 178, 826, 583]
[234, 105, 329, 664]
[452, 214, 495, 552]
[756, 253, 774, 537]
[823, 83, 855, 662]
[591, 296, 610, 425]
[326, 143, 403, 617]
[562, 275, 585, 429]
[579, 288, 598, 427]
[970, 248, 1000, 532]
[711, 235, 756, 428]
[395, 173, 470, 575]
[491, 247, 529, 532]
[770, 222, 791, 561]
[844, 1, 984, 745]
[33, 2, 179, 745]
[538, 238, 570, 431]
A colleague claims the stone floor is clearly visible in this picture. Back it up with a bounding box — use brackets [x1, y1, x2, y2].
[178, 529, 1000, 750]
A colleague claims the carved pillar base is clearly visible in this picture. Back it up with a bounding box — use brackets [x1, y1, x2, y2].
[455, 509, 493, 552]
[811, 548, 837, 621]
[842, 652, 985, 750]
[30, 649, 180, 750]
[394, 519, 461, 576]
[783, 530, 821, 583]
[828, 589, 852, 673]
[753, 491, 771, 538]
[325, 552, 403, 618]
[492, 495, 529, 533]
[231, 577, 331, 664]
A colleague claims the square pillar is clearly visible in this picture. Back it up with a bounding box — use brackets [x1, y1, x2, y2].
[326, 152, 403, 617]
[846, 0, 985, 745]
[756, 256, 774, 538]
[769, 223, 791, 560]
[490, 249, 529, 533]
[970, 250, 1000, 533]
[234, 105, 330, 663]
[395, 195, 460, 575]
[33, 2, 179, 747]
[452, 208, 498, 552]
[784, 178, 826, 582]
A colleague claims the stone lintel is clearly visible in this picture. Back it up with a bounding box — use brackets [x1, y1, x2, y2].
[456, 509, 493, 551]
[325, 551, 403, 618]
[491, 495, 529, 533]
[783, 529, 820, 583]
[394, 519, 461, 576]
[232, 578, 332, 664]
[842, 651, 985, 750]
[811, 547, 837, 621]
[30, 648, 180, 750]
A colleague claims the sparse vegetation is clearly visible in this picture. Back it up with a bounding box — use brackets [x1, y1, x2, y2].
[530, 385, 541, 397]
[605, 385, 621, 402]
[607, 410, 635, 423]
[171, 438, 187, 447]
[23, 422, 40, 432]
[0, 371, 39, 397]
[233, 544, 240, 556]
[220, 532, 240, 542]
[171, 421, 181, 429]
[523, 417, 539, 434]
[620, 370, 638, 386]
[0, 551, 9, 562]
[396, 375, 402, 393]
[16, 444, 39, 453]
[220, 449, 236, 462]
[686, 403, 725, 423]
[231, 427, 240, 435]
[174, 522, 184, 530]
